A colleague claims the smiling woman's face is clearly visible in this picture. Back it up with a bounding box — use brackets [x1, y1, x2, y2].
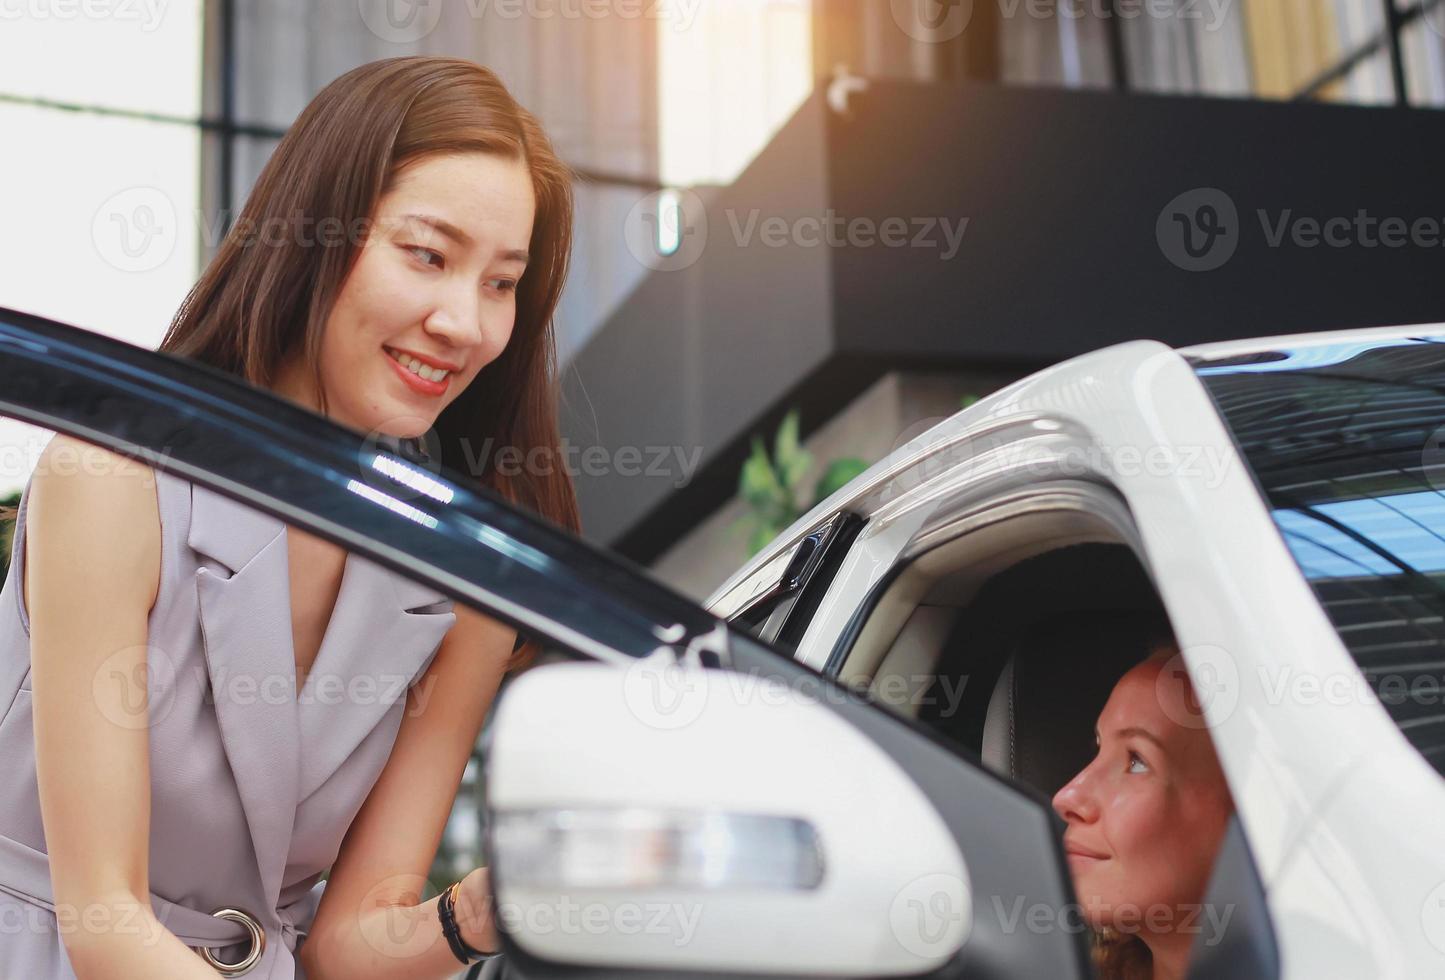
[276, 151, 535, 438]
[1051, 652, 1233, 933]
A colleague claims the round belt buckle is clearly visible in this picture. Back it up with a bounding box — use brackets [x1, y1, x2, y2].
[199, 907, 265, 976]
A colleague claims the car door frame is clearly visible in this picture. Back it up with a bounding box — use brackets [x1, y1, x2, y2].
[0, 305, 722, 666]
[1, 306, 1101, 979]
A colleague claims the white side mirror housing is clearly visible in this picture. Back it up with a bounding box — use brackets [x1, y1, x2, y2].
[483, 658, 972, 976]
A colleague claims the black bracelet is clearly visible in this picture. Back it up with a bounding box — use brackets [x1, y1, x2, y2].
[439, 880, 495, 964]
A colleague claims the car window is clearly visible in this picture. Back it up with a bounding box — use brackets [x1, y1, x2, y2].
[1196, 334, 1445, 779]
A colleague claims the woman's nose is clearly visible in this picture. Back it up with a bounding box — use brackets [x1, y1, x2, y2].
[423, 308, 483, 350]
[422, 287, 486, 349]
[1052, 765, 1098, 824]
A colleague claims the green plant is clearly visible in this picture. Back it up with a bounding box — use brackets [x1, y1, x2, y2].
[735, 410, 867, 557]
[0, 491, 19, 582]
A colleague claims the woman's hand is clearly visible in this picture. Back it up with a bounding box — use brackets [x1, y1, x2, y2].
[456, 866, 501, 955]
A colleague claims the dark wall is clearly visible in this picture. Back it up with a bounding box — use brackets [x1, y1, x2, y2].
[830, 82, 1445, 360]
[563, 81, 1445, 561]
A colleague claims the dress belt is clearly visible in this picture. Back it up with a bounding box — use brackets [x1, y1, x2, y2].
[0, 831, 321, 962]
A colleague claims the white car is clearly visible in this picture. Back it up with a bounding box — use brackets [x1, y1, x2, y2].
[699, 324, 1445, 979]
[7, 306, 1441, 979]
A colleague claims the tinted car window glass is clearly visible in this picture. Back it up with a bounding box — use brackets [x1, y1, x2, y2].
[1196, 335, 1445, 778]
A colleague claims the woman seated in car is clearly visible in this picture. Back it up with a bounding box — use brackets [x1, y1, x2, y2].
[1052, 637, 1235, 980]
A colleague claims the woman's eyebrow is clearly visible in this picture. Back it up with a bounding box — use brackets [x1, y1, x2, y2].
[1116, 726, 1167, 752]
[402, 212, 473, 247]
[400, 213, 529, 264]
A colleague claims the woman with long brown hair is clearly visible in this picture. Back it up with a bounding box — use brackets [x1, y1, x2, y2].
[0, 56, 576, 978]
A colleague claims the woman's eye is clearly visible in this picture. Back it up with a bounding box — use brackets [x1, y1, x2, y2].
[485, 277, 518, 294]
[405, 245, 443, 269]
[1127, 751, 1149, 774]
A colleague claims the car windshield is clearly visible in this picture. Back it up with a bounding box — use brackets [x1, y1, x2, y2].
[1194, 334, 1445, 780]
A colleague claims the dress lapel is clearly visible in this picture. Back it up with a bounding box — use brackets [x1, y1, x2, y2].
[187, 483, 457, 905]
[189, 483, 302, 908]
[293, 549, 456, 802]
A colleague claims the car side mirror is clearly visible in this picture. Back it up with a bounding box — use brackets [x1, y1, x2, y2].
[480, 659, 973, 976]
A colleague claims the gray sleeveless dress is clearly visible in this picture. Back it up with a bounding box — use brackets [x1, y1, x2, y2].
[0, 468, 458, 978]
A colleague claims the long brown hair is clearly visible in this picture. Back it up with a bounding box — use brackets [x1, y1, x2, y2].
[159, 56, 580, 668]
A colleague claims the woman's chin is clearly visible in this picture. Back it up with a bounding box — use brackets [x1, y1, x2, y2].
[369, 404, 437, 440]
[1071, 878, 1125, 927]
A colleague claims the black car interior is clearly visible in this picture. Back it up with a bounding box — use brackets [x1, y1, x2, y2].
[916, 541, 1171, 799]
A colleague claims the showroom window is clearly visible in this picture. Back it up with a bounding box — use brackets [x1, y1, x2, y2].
[855, 0, 1445, 106]
[657, 0, 814, 187]
[0, 2, 205, 341]
[0, 1, 205, 497]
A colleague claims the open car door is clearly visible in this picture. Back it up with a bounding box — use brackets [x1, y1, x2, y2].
[0, 307, 1092, 980]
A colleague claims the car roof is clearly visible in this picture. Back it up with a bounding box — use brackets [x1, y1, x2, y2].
[710, 323, 1445, 612]
[1178, 322, 1445, 361]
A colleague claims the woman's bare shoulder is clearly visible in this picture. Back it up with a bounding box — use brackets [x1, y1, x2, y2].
[31, 434, 161, 505]
[25, 434, 162, 609]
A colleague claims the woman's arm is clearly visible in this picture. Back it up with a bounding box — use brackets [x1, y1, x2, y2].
[299, 601, 516, 980]
[27, 435, 220, 978]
